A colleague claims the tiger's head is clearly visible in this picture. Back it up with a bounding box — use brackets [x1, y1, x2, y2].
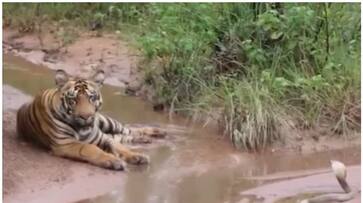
[55, 69, 105, 127]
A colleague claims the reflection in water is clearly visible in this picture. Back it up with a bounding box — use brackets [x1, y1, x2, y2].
[4, 54, 360, 203]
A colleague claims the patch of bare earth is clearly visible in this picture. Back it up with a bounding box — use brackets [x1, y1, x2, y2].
[269, 127, 361, 154]
[3, 28, 144, 90]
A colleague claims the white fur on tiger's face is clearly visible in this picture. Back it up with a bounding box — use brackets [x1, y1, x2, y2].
[55, 69, 104, 127]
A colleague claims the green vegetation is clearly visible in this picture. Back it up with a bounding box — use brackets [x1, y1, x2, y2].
[3, 3, 360, 150]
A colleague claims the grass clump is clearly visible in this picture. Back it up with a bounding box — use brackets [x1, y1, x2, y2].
[135, 3, 360, 150]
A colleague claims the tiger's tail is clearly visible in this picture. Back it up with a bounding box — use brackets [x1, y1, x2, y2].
[16, 103, 32, 140]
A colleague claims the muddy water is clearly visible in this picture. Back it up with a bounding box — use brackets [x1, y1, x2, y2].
[3, 54, 361, 203]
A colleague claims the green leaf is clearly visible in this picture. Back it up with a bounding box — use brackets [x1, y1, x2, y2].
[270, 31, 283, 40]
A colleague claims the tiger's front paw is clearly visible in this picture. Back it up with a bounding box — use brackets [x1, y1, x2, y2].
[132, 136, 152, 144]
[126, 153, 150, 165]
[101, 159, 126, 171]
[144, 127, 167, 138]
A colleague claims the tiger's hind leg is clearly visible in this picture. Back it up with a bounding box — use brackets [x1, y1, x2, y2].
[52, 142, 125, 170]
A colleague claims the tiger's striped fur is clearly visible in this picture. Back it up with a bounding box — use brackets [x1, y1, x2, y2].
[16, 69, 166, 170]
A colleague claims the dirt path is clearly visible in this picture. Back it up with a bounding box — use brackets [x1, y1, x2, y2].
[3, 28, 143, 90]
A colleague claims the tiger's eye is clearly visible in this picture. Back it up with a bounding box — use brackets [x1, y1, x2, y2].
[90, 94, 97, 102]
[69, 99, 76, 106]
[67, 91, 76, 98]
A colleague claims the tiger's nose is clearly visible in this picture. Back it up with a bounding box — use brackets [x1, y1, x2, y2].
[80, 114, 94, 122]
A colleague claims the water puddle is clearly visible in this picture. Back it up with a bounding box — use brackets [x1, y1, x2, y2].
[3, 54, 361, 203]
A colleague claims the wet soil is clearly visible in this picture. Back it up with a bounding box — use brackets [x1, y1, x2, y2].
[3, 54, 361, 203]
[240, 165, 361, 203]
[3, 28, 143, 89]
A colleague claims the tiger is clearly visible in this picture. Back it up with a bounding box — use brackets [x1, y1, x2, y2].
[16, 69, 166, 170]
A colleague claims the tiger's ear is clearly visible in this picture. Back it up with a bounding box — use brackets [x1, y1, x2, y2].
[55, 69, 69, 88]
[92, 69, 105, 87]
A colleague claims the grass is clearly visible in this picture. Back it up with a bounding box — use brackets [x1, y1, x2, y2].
[3, 3, 361, 150]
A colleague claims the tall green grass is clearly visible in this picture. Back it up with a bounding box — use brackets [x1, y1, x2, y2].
[134, 3, 361, 150]
[3, 3, 360, 150]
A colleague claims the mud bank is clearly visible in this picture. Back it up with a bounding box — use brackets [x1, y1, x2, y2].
[239, 165, 361, 203]
[3, 28, 144, 90]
